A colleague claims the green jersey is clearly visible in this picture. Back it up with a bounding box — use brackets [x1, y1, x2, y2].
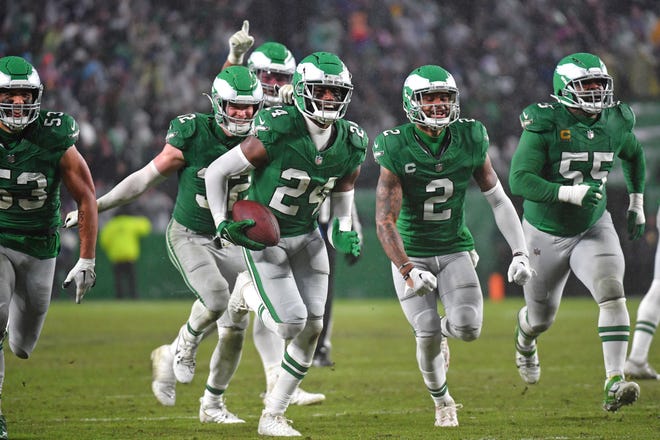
[373, 120, 489, 257]
[166, 112, 249, 235]
[509, 102, 645, 236]
[250, 106, 368, 237]
[0, 110, 79, 258]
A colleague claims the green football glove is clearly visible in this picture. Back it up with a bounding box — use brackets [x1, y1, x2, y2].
[330, 218, 361, 257]
[217, 219, 266, 251]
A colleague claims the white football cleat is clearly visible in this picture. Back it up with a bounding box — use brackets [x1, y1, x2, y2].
[515, 326, 540, 384]
[151, 345, 176, 406]
[173, 325, 200, 383]
[199, 396, 245, 424]
[290, 387, 326, 406]
[434, 398, 462, 427]
[228, 272, 251, 324]
[624, 359, 660, 380]
[258, 411, 301, 437]
[515, 346, 541, 384]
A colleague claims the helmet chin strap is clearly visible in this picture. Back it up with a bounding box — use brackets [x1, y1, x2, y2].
[0, 120, 15, 133]
[223, 120, 251, 136]
[427, 126, 445, 137]
[416, 123, 445, 138]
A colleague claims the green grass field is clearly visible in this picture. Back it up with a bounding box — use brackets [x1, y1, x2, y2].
[5, 297, 659, 439]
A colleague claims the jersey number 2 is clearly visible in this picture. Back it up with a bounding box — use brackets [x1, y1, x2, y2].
[424, 178, 453, 221]
[270, 169, 337, 217]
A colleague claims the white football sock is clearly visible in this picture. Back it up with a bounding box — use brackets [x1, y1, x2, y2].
[205, 327, 245, 395]
[628, 280, 660, 363]
[598, 298, 629, 377]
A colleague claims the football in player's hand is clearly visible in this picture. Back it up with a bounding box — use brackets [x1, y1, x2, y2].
[231, 200, 280, 247]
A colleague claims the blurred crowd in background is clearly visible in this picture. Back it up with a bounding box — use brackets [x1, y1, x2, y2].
[5, 0, 659, 197]
[4, 0, 659, 297]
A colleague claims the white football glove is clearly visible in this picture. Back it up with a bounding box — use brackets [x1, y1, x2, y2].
[557, 184, 602, 207]
[227, 20, 254, 64]
[507, 253, 532, 286]
[469, 249, 479, 268]
[627, 193, 645, 240]
[404, 267, 437, 297]
[277, 84, 294, 105]
[63, 258, 96, 304]
[63, 210, 79, 228]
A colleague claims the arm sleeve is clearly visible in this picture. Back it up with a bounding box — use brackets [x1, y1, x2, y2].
[97, 161, 167, 212]
[205, 146, 255, 228]
[509, 130, 560, 202]
[331, 189, 355, 231]
[483, 180, 527, 255]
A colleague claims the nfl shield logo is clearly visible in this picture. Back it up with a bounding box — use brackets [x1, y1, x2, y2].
[587, 130, 594, 139]
[435, 163, 443, 172]
[315, 155, 323, 165]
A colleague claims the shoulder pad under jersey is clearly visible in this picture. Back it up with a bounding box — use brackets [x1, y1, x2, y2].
[33, 111, 79, 150]
[455, 118, 488, 145]
[615, 102, 636, 131]
[343, 119, 369, 153]
[519, 102, 560, 133]
[166, 112, 205, 144]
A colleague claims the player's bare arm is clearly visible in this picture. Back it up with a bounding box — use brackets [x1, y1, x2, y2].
[60, 145, 97, 259]
[152, 143, 186, 175]
[472, 154, 499, 192]
[334, 167, 361, 192]
[240, 135, 269, 168]
[375, 166, 410, 273]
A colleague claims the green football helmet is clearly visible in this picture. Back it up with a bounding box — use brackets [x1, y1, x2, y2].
[0, 56, 43, 132]
[208, 65, 263, 135]
[551, 52, 614, 114]
[402, 65, 459, 129]
[292, 52, 352, 125]
[247, 42, 296, 107]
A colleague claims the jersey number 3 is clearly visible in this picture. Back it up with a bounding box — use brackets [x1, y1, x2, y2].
[0, 170, 47, 210]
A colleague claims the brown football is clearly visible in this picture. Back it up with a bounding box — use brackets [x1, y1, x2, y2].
[231, 200, 280, 247]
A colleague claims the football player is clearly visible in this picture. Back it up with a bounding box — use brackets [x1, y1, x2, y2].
[205, 51, 366, 437]
[246, 34, 326, 404]
[373, 65, 531, 427]
[625, 205, 660, 380]
[220, 22, 326, 406]
[509, 52, 646, 411]
[246, 41, 327, 405]
[247, 41, 296, 107]
[0, 56, 98, 439]
[65, 65, 263, 423]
